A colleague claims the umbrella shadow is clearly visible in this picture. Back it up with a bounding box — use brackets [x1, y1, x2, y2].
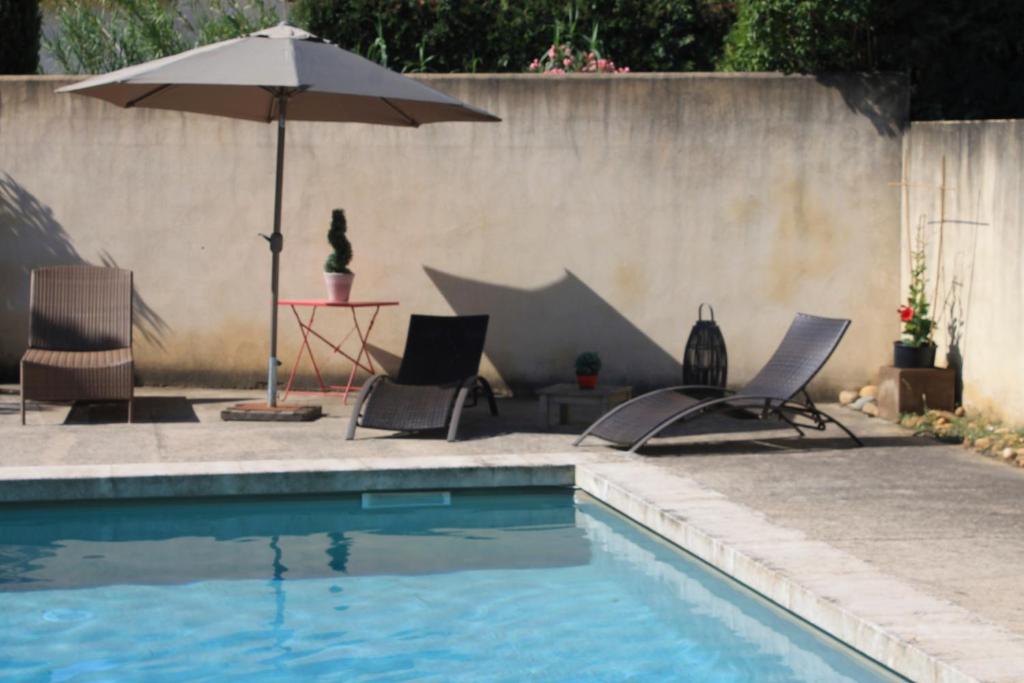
[363, 268, 680, 392]
[0, 175, 170, 380]
[418, 267, 680, 394]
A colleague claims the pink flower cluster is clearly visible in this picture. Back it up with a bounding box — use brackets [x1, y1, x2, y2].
[528, 43, 629, 75]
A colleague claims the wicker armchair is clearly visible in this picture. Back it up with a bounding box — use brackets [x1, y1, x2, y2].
[20, 266, 134, 424]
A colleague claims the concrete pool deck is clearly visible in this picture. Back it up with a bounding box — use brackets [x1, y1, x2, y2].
[3, 385, 1024, 682]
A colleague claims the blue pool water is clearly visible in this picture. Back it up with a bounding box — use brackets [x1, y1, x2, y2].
[0, 489, 900, 682]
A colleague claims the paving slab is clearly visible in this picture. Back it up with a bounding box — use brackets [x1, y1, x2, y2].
[640, 420, 1024, 638]
[576, 462, 1024, 683]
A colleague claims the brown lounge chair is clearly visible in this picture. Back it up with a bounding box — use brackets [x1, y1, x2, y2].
[20, 266, 134, 424]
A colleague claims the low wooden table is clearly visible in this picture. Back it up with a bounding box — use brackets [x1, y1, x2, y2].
[537, 383, 632, 427]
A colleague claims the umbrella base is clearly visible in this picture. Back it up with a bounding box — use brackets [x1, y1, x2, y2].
[221, 402, 322, 422]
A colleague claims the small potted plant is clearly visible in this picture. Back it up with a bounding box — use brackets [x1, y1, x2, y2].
[324, 208, 354, 303]
[894, 225, 936, 368]
[575, 351, 601, 390]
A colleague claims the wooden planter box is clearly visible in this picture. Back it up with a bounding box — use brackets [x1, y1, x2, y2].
[877, 366, 956, 421]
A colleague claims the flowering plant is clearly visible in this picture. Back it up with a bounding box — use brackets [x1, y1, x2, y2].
[898, 225, 933, 348]
[527, 19, 629, 75]
[528, 44, 630, 74]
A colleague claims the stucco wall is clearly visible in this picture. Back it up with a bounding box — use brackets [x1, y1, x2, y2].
[903, 121, 1024, 420]
[1, 73, 906, 395]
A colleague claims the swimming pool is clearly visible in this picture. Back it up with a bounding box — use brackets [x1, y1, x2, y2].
[0, 489, 900, 681]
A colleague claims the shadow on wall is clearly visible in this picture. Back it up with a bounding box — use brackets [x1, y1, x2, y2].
[816, 73, 908, 138]
[944, 279, 966, 406]
[928, 213, 987, 410]
[0, 175, 169, 380]
[399, 267, 681, 393]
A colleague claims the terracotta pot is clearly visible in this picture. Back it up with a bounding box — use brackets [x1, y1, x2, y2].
[893, 341, 936, 369]
[576, 374, 598, 390]
[324, 272, 354, 303]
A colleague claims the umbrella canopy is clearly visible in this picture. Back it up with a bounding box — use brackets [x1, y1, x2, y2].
[59, 23, 499, 407]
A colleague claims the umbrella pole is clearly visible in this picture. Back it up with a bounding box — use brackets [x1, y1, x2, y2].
[267, 95, 287, 406]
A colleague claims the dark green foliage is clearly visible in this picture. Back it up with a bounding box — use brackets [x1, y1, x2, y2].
[292, 0, 724, 73]
[325, 209, 353, 274]
[0, 0, 42, 74]
[575, 351, 602, 375]
[719, 0, 1024, 120]
[720, 0, 872, 73]
[870, 1, 1024, 120]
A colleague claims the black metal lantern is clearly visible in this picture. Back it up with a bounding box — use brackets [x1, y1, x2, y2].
[682, 304, 728, 389]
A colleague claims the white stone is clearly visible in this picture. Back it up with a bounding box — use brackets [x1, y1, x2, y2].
[850, 396, 876, 411]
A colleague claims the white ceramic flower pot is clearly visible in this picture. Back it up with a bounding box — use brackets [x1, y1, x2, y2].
[324, 272, 354, 303]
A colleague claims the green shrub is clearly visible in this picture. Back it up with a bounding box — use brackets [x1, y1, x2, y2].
[575, 351, 602, 375]
[718, 0, 872, 73]
[324, 209, 353, 274]
[0, 0, 42, 74]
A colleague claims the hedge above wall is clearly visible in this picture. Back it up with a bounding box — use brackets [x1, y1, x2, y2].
[291, 0, 731, 74]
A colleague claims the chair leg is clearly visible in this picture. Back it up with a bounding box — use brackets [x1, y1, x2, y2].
[346, 376, 383, 441]
[447, 387, 471, 442]
[20, 393, 26, 426]
[775, 410, 807, 437]
[477, 377, 498, 416]
[814, 407, 864, 447]
[127, 397, 134, 424]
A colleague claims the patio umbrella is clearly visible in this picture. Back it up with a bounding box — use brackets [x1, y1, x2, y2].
[58, 23, 499, 407]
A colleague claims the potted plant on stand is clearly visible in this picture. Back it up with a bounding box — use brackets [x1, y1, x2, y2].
[894, 226, 936, 368]
[324, 209, 354, 302]
[575, 352, 601, 389]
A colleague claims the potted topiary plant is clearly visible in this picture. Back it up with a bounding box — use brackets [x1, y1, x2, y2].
[894, 224, 936, 368]
[575, 351, 601, 390]
[324, 208, 354, 303]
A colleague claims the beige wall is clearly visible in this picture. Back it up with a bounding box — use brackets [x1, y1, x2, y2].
[903, 121, 1024, 420]
[1, 73, 906, 395]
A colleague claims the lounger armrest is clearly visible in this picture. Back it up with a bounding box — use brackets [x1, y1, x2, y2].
[641, 385, 735, 398]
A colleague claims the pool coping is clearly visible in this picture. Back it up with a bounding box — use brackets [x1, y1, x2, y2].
[3, 456, 1023, 683]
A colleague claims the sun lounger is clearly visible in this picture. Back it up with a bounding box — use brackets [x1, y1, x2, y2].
[346, 314, 497, 442]
[575, 313, 861, 452]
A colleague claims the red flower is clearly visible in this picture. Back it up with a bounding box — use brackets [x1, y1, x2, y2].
[899, 305, 914, 322]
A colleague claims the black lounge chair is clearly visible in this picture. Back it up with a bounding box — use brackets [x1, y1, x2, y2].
[575, 313, 862, 452]
[346, 314, 498, 442]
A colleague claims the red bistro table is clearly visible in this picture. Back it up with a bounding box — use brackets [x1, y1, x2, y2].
[277, 299, 398, 403]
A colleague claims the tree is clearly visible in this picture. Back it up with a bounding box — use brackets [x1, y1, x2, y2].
[718, 0, 872, 73]
[871, 0, 1024, 120]
[717, 0, 1024, 120]
[0, 0, 42, 74]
